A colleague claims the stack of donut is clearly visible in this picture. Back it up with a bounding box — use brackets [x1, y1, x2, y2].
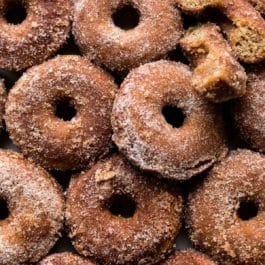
[0, 0, 264, 264]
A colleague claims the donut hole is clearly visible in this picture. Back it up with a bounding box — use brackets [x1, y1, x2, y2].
[162, 105, 185, 128]
[107, 194, 136, 218]
[112, 4, 140, 30]
[237, 199, 259, 221]
[54, 97, 77, 122]
[4, 0, 27, 25]
[0, 199, 9, 220]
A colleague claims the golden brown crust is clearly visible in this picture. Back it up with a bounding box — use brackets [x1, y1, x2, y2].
[39, 253, 93, 265]
[163, 250, 216, 265]
[187, 149, 265, 265]
[0, 0, 71, 71]
[180, 23, 247, 102]
[0, 149, 64, 264]
[176, 0, 265, 63]
[5, 55, 117, 171]
[73, 0, 183, 71]
[231, 66, 265, 153]
[112, 60, 228, 181]
[66, 155, 183, 265]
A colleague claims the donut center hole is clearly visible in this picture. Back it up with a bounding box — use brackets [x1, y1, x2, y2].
[112, 4, 140, 30]
[162, 105, 185, 128]
[4, 0, 27, 25]
[54, 97, 77, 121]
[108, 194, 136, 218]
[0, 199, 9, 220]
[237, 200, 259, 221]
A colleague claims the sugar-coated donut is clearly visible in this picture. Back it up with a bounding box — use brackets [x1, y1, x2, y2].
[0, 150, 64, 265]
[231, 65, 265, 153]
[72, 0, 183, 71]
[39, 253, 93, 265]
[180, 23, 247, 102]
[112, 60, 228, 181]
[0, 0, 71, 71]
[187, 149, 265, 265]
[66, 155, 183, 265]
[163, 250, 216, 265]
[0, 79, 6, 129]
[5, 55, 117, 171]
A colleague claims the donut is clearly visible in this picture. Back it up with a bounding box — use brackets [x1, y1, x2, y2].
[39, 253, 93, 265]
[230, 65, 265, 153]
[72, 0, 183, 71]
[180, 23, 247, 102]
[112, 60, 228, 181]
[187, 149, 265, 265]
[5, 55, 117, 171]
[163, 250, 216, 265]
[0, 79, 6, 129]
[0, 0, 71, 71]
[0, 150, 64, 264]
[66, 155, 183, 265]
[175, 0, 265, 63]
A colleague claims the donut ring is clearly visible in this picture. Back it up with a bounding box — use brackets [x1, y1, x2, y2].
[187, 150, 265, 265]
[231, 66, 265, 153]
[72, 0, 183, 71]
[0, 150, 64, 264]
[66, 155, 183, 265]
[0, 0, 71, 71]
[175, 0, 265, 63]
[112, 60, 228, 181]
[0, 79, 6, 129]
[180, 23, 247, 102]
[164, 250, 216, 265]
[39, 253, 93, 265]
[5, 55, 117, 171]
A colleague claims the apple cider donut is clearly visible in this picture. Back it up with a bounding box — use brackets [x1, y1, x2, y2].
[0, 150, 64, 265]
[66, 155, 183, 265]
[187, 149, 265, 265]
[175, 0, 265, 63]
[0, 0, 71, 71]
[39, 253, 93, 265]
[5, 55, 117, 171]
[72, 0, 183, 71]
[112, 60, 228, 181]
[180, 23, 247, 102]
[164, 250, 216, 265]
[231, 65, 265, 152]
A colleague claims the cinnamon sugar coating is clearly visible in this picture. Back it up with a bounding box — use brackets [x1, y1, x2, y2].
[0, 150, 64, 265]
[112, 60, 228, 181]
[0, 0, 71, 71]
[187, 150, 265, 265]
[180, 23, 247, 102]
[176, 0, 265, 63]
[5, 55, 117, 171]
[39, 253, 93, 265]
[231, 66, 265, 153]
[0, 79, 6, 129]
[66, 155, 183, 265]
[72, 0, 183, 71]
[163, 250, 216, 265]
